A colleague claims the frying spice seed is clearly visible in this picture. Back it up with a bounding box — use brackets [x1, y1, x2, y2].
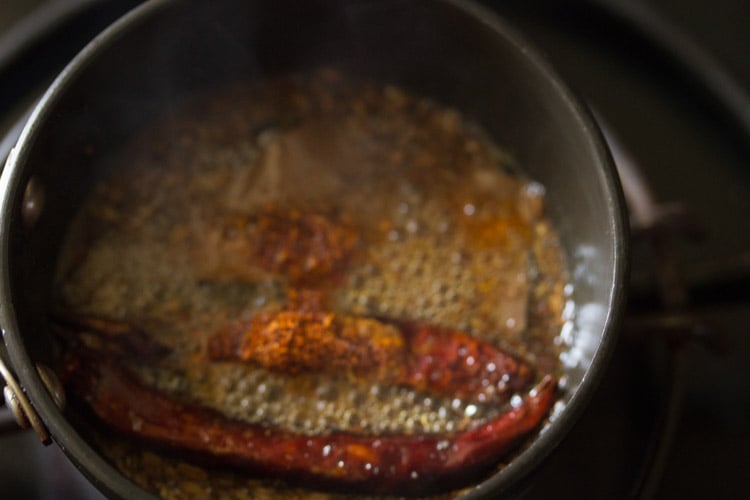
[54, 68, 569, 499]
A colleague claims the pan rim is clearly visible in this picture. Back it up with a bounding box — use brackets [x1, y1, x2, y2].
[0, 0, 628, 498]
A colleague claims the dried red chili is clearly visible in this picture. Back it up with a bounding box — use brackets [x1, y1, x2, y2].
[63, 351, 555, 495]
[208, 312, 533, 404]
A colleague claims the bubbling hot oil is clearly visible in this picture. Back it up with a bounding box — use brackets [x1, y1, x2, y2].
[54, 68, 568, 498]
[140, 363, 495, 437]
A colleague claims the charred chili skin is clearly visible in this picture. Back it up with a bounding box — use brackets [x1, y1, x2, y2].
[208, 312, 534, 403]
[62, 352, 555, 496]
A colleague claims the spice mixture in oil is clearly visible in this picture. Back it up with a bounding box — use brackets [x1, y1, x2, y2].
[53, 69, 569, 499]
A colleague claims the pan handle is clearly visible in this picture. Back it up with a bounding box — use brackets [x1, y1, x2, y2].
[0, 352, 52, 443]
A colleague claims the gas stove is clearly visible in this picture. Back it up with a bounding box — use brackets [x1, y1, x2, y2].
[1, 1, 748, 498]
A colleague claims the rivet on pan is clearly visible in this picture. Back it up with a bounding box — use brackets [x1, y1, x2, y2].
[3, 385, 30, 429]
[36, 364, 65, 411]
[21, 176, 44, 228]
